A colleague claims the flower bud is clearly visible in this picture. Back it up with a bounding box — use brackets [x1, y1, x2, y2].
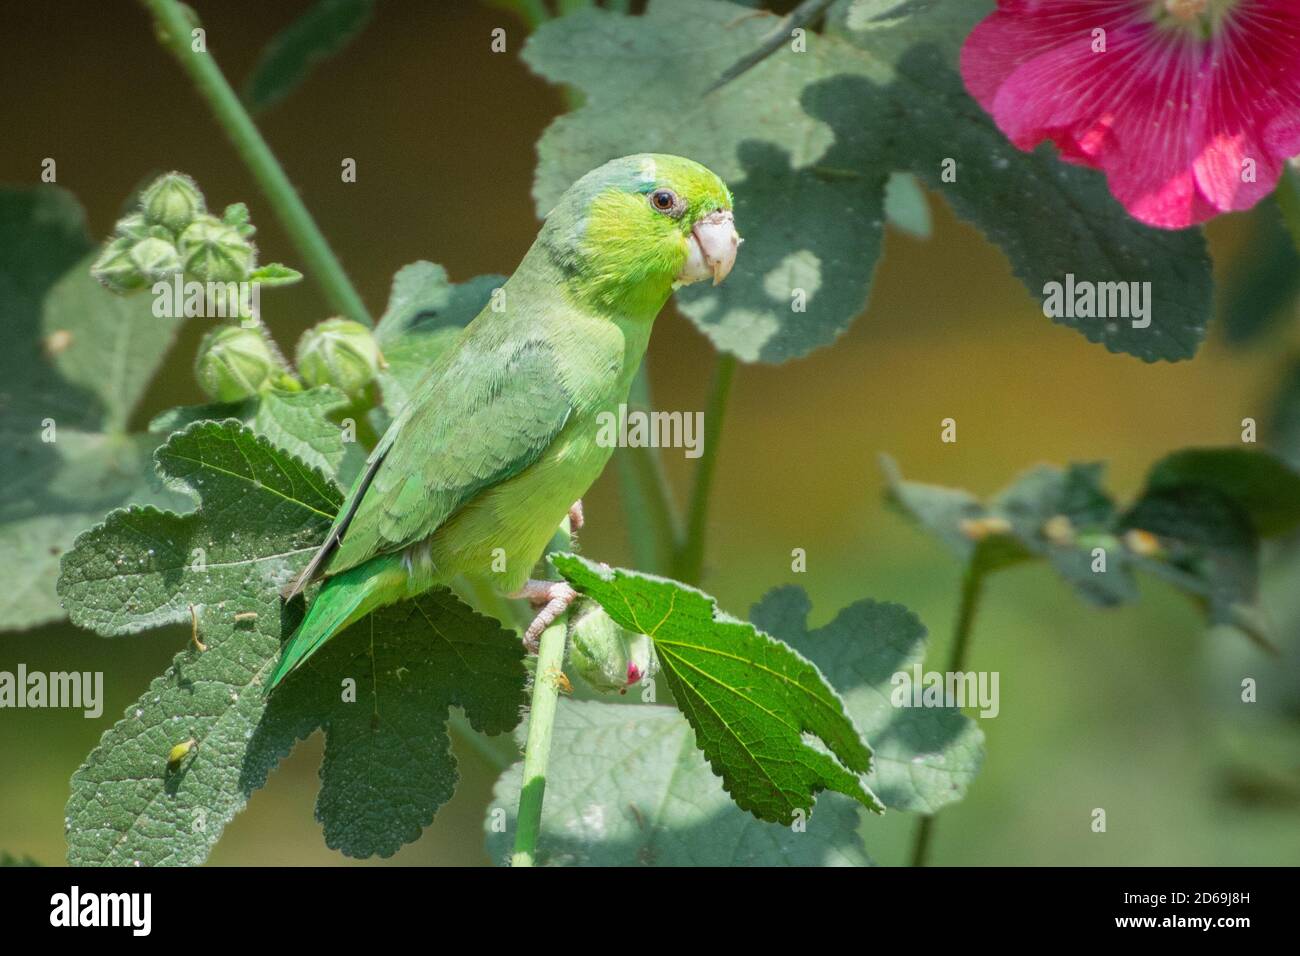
[116, 213, 151, 241]
[139, 170, 205, 235]
[567, 602, 657, 694]
[91, 236, 148, 294]
[127, 236, 182, 283]
[221, 202, 256, 238]
[194, 325, 279, 402]
[179, 214, 257, 283]
[141, 172, 205, 235]
[295, 318, 382, 397]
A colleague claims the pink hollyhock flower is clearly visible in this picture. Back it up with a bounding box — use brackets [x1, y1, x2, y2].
[960, 0, 1300, 229]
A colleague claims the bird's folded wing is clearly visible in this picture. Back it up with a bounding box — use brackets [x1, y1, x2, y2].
[284, 337, 574, 597]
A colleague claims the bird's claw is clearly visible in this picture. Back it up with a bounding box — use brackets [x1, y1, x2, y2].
[512, 579, 578, 653]
[568, 499, 584, 534]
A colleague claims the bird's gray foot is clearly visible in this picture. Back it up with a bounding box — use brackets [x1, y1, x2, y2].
[510, 579, 578, 653]
[568, 499, 584, 533]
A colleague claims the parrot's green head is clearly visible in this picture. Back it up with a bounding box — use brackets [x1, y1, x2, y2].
[543, 154, 740, 314]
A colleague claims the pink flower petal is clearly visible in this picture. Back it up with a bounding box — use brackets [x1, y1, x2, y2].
[961, 0, 1300, 229]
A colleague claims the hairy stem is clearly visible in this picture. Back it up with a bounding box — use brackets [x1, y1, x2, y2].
[909, 559, 987, 867]
[509, 521, 577, 866]
[511, 617, 567, 866]
[672, 353, 737, 585]
[706, 0, 836, 93]
[141, 0, 372, 325]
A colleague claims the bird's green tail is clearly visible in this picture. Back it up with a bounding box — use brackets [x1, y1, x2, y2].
[268, 553, 410, 691]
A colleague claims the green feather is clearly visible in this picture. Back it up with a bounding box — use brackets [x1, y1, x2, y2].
[269, 553, 409, 688]
[270, 154, 733, 691]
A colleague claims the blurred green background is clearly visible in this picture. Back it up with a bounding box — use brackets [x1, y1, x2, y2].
[2, 0, 1298, 866]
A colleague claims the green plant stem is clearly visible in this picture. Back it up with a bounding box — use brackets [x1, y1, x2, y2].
[511, 617, 567, 867]
[672, 353, 737, 585]
[706, 0, 836, 93]
[1274, 163, 1300, 256]
[617, 364, 681, 574]
[909, 559, 987, 867]
[141, 0, 372, 325]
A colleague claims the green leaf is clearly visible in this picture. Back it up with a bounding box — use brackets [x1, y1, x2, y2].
[881, 454, 1031, 574]
[1272, 362, 1300, 470]
[551, 554, 882, 824]
[242, 0, 376, 113]
[485, 583, 976, 864]
[0, 186, 189, 630]
[1120, 484, 1261, 636]
[487, 701, 873, 866]
[525, 0, 888, 363]
[1116, 450, 1300, 640]
[827, 0, 1211, 362]
[42, 255, 184, 432]
[993, 462, 1139, 606]
[272, 590, 527, 859]
[886, 448, 1300, 644]
[750, 586, 983, 813]
[1275, 164, 1300, 257]
[252, 386, 363, 487]
[66, 584, 291, 866]
[66, 587, 524, 865]
[248, 262, 303, 286]
[525, 0, 1212, 363]
[1217, 198, 1300, 346]
[2, 436, 189, 632]
[59, 421, 526, 864]
[147, 387, 363, 489]
[885, 455, 1137, 605]
[373, 261, 503, 416]
[58, 420, 339, 635]
[148, 401, 250, 435]
[1133, 448, 1300, 538]
[883, 170, 931, 239]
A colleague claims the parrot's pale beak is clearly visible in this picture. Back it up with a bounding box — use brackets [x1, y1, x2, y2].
[678, 210, 740, 286]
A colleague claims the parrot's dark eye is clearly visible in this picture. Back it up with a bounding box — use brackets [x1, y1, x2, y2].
[649, 189, 681, 216]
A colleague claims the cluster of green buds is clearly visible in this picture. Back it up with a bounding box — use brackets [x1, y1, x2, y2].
[566, 601, 656, 694]
[91, 172, 260, 293]
[179, 206, 258, 283]
[295, 317, 384, 398]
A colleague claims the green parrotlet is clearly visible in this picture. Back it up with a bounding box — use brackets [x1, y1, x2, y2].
[269, 154, 740, 689]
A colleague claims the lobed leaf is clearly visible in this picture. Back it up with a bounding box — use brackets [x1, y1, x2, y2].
[372, 261, 504, 417]
[148, 386, 362, 490]
[60, 421, 526, 864]
[886, 448, 1300, 642]
[750, 586, 983, 813]
[525, 0, 1212, 363]
[552, 554, 881, 824]
[243, 0, 376, 113]
[0, 186, 189, 629]
[487, 702, 873, 866]
[252, 386, 364, 487]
